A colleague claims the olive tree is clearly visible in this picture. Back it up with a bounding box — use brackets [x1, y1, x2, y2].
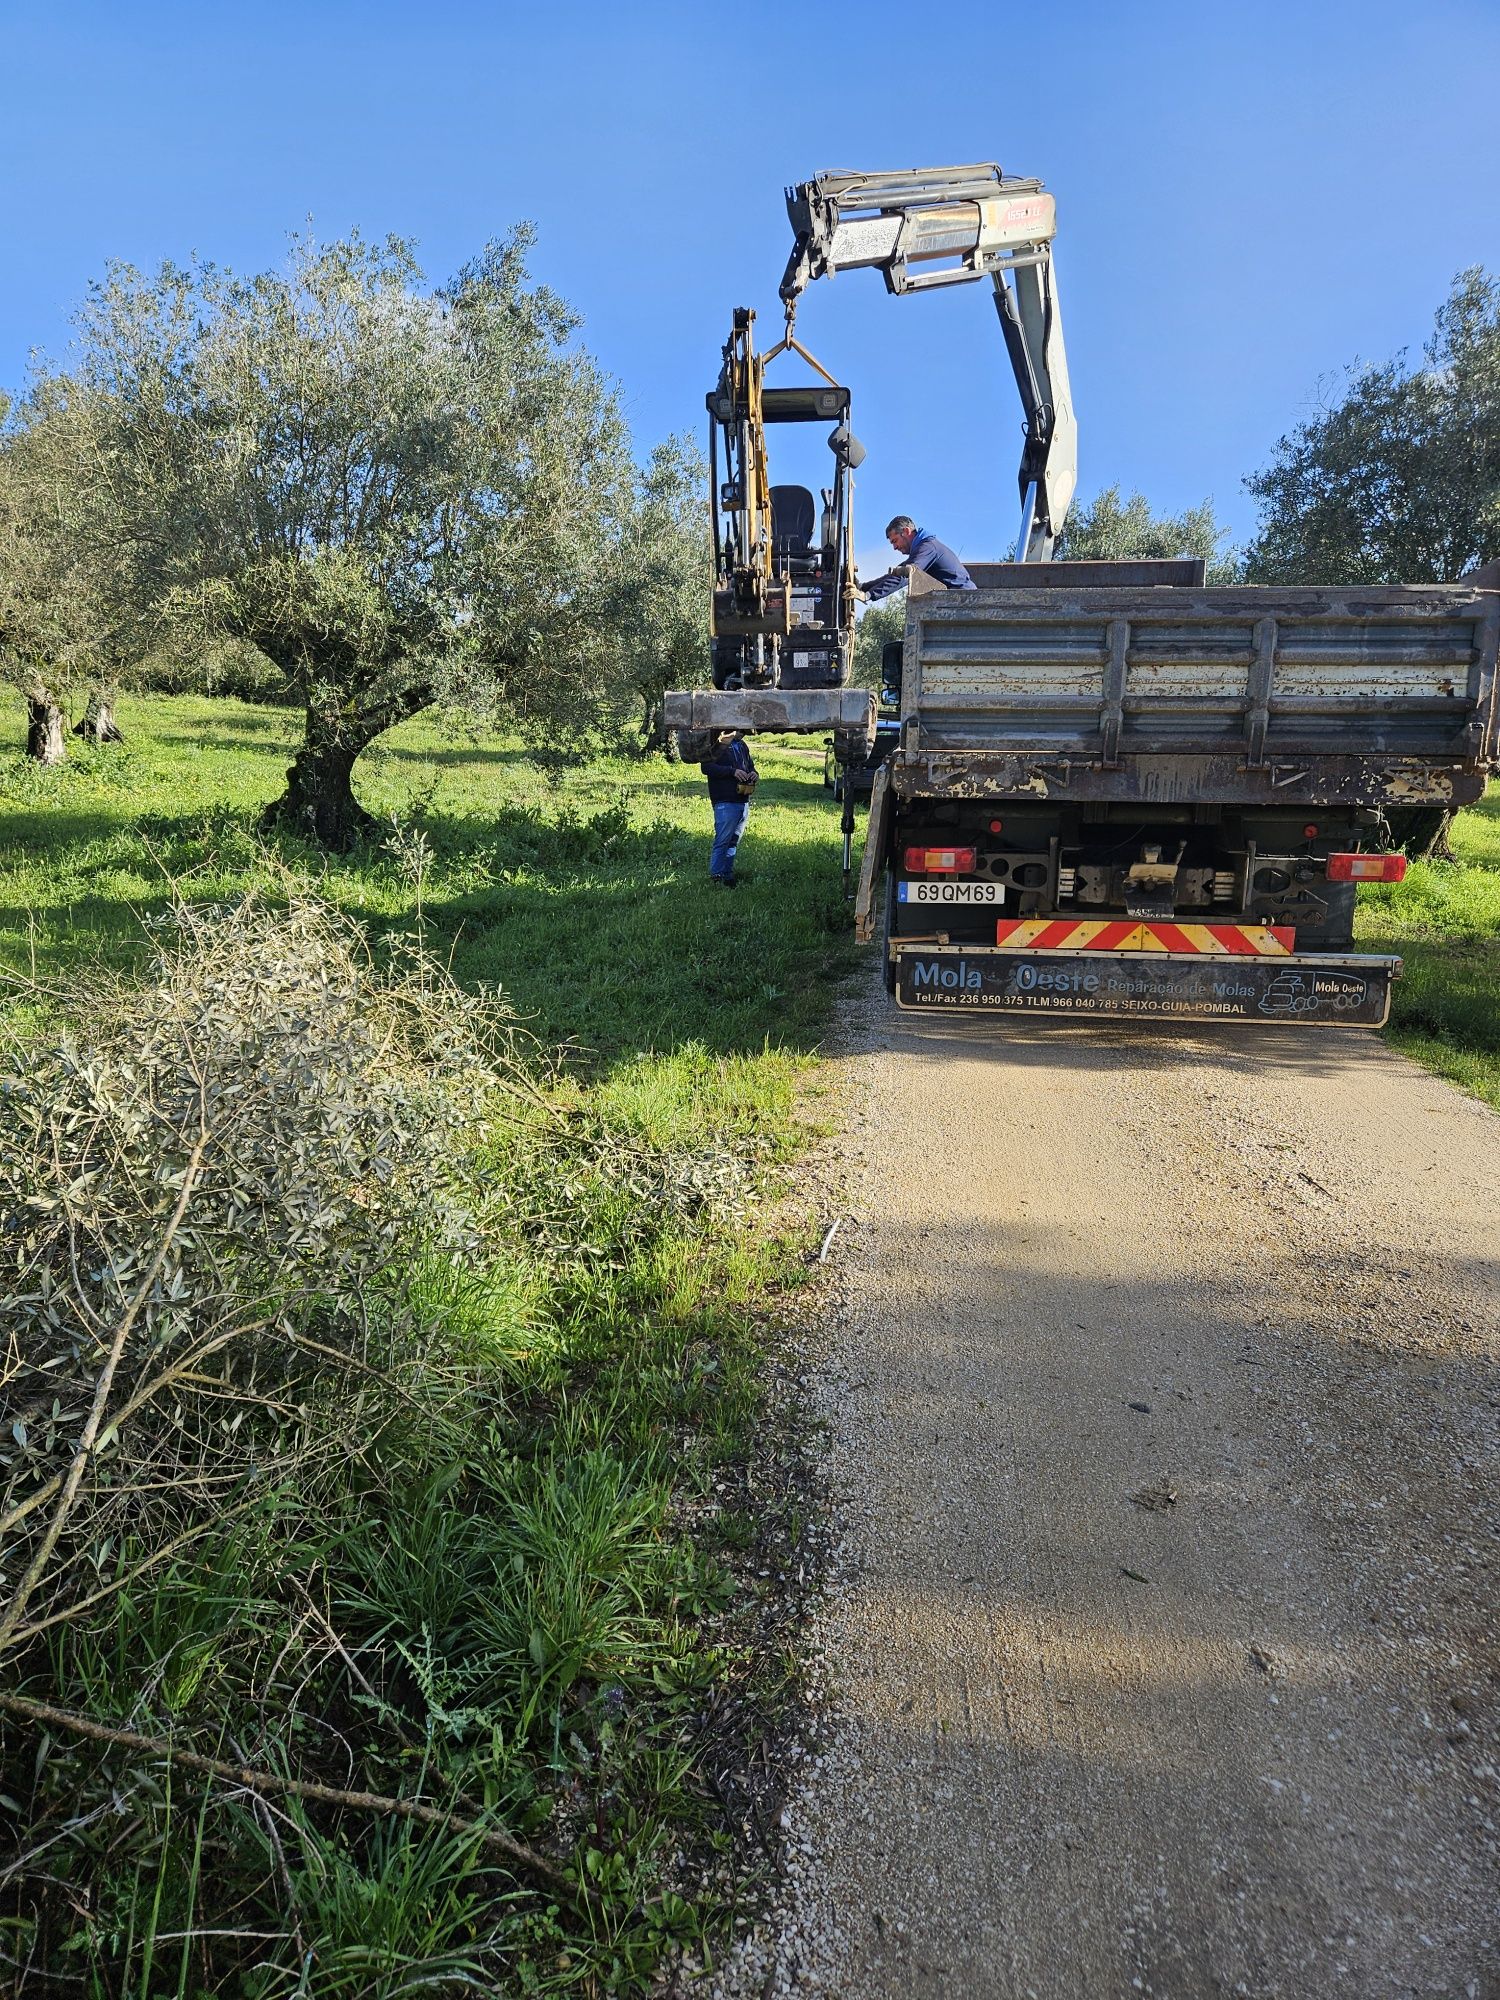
[0, 412, 97, 762]
[593, 434, 709, 750]
[1056, 484, 1243, 582]
[11, 230, 691, 843]
[852, 598, 905, 691]
[1245, 267, 1500, 584]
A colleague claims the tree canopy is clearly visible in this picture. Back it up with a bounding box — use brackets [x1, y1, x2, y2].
[852, 598, 905, 692]
[1244, 267, 1500, 585]
[4, 229, 706, 839]
[1056, 485, 1242, 582]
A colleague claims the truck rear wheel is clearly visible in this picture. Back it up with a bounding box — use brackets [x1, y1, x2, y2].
[881, 870, 897, 995]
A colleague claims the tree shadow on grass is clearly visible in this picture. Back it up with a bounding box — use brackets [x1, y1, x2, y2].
[370, 741, 545, 770]
[0, 806, 151, 857]
[385, 833, 858, 1063]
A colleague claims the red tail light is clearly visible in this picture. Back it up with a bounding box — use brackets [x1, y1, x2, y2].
[904, 846, 977, 875]
[1327, 852, 1407, 883]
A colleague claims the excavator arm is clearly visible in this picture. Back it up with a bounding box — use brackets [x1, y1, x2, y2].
[780, 163, 1077, 560]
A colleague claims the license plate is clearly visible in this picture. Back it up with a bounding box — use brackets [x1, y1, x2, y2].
[898, 880, 1004, 905]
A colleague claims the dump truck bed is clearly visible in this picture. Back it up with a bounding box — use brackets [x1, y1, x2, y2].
[894, 568, 1499, 812]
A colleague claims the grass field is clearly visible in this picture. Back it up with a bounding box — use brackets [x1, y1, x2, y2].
[2, 700, 1495, 1994]
[0, 697, 860, 1997]
[0, 693, 859, 1059]
[1358, 785, 1500, 1107]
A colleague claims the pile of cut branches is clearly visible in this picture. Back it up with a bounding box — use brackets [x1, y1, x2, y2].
[1, 896, 521, 1663]
[0, 892, 805, 1996]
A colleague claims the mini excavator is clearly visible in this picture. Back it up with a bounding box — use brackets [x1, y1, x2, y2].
[665, 161, 1078, 884]
[706, 306, 863, 695]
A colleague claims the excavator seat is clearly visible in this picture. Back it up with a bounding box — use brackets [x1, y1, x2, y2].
[770, 485, 819, 573]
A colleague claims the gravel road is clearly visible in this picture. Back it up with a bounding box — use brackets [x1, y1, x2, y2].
[721, 987, 1500, 1999]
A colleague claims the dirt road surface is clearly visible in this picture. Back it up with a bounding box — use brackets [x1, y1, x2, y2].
[727, 994, 1500, 1999]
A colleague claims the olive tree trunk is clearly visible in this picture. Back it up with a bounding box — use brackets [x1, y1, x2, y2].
[75, 689, 124, 745]
[261, 695, 428, 851]
[263, 713, 377, 850]
[26, 686, 66, 765]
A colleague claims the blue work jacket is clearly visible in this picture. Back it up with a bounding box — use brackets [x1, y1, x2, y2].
[863, 528, 977, 601]
[701, 735, 758, 805]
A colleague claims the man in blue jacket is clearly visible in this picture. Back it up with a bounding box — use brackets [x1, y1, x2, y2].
[860, 515, 977, 600]
[701, 729, 758, 887]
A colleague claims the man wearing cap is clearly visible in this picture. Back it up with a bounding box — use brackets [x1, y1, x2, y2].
[859, 515, 977, 600]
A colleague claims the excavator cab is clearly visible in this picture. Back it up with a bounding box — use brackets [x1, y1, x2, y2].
[707, 310, 863, 691]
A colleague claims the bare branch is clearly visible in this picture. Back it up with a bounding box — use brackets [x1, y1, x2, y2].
[0, 1690, 596, 1912]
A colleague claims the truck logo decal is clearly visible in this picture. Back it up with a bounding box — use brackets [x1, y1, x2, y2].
[1257, 972, 1370, 1016]
[909, 958, 983, 992]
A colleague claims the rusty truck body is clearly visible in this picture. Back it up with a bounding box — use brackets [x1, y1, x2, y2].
[853, 559, 1500, 1024]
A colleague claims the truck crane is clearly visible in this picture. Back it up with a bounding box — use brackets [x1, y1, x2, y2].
[778, 162, 1076, 563]
[666, 160, 1077, 885]
[669, 162, 1500, 1024]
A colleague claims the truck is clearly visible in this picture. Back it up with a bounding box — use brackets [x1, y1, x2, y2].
[855, 557, 1499, 1023]
[665, 163, 1500, 1022]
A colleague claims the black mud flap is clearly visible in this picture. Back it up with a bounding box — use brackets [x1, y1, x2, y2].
[892, 948, 1397, 1026]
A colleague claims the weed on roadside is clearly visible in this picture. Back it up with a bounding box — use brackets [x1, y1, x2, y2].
[1359, 785, 1500, 1106]
[0, 715, 843, 1994]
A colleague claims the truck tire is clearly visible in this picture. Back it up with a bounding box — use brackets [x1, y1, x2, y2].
[881, 869, 897, 995]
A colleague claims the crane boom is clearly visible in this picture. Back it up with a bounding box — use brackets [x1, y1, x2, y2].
[779, 163, 1077, 560]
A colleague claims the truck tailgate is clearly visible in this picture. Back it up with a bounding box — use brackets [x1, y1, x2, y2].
[901, 579, 1498, 804]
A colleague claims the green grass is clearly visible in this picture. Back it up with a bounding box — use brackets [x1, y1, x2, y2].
[1356, 784, 1500, 1107]
[0, 693, 855, 1061]
[3, 702, 1494, 1991]
[0, 695, 857, 1995]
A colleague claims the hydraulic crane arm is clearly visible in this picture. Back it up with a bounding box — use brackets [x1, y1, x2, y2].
[780, 163, 1077, 560]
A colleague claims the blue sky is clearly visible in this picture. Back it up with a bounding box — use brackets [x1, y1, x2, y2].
[3, 0, 1497, 573]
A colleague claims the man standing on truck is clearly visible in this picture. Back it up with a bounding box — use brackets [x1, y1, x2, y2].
[701, 729, 758, 888]
[859, 515, 978, 600]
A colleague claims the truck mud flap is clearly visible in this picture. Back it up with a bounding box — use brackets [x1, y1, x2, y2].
[892, 946, 1399, 1026]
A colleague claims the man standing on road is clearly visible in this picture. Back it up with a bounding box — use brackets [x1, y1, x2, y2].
[701, 729, 758, 888]
[859, 515, 978, 600]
